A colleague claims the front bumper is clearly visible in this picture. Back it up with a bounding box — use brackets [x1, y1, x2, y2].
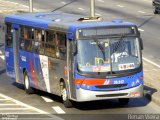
[74, 84, 143, 102]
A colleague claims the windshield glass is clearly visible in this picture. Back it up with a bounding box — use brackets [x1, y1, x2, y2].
[77, 37, 141, 74]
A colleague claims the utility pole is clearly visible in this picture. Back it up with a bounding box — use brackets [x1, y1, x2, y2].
[29, 0, 33, 12]
[90, 0, 95, 17]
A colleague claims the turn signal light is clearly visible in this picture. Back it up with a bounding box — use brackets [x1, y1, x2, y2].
[130, 92, 140, 97]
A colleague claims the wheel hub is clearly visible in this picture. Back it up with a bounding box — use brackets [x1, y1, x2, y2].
[62, 88, 67, 101]
[25, 76, 29, 89]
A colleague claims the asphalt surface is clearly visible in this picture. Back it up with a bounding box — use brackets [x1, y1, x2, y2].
[0, 0, 160, 119]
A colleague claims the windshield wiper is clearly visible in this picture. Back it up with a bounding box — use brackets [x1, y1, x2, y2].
[93, 38, 105, 61]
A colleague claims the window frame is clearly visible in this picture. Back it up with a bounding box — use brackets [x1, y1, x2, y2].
[5, 23, 13, 48]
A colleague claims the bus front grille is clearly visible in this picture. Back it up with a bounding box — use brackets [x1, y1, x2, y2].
[96, 93, 128, 97]
[95, 84, 127, 89]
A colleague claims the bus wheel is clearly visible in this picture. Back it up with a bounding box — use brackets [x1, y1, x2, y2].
[24, 71, 34, 94]
[154, 7, 158, 14]
[118, 98, 129, 105]
[61, 82, 73, 108]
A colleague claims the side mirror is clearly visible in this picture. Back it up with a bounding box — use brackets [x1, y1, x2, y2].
[72, 41, 77, 54]
[138, 31, 140, 36]
[140, 38, 143, 50]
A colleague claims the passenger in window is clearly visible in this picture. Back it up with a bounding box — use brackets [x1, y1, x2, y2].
[24, 30, 28, 39]
[56, 33, 66, 59]
[36, 31, 42, 41]
[56, 35, 60, 58]
[34, 31, 40, 53]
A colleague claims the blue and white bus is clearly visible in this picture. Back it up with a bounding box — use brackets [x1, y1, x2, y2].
[4, 12, 144, 108]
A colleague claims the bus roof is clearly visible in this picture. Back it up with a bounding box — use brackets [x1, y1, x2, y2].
[5, 12, 136, 31]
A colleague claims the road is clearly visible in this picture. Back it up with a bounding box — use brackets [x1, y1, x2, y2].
[0, 0, 160, 119]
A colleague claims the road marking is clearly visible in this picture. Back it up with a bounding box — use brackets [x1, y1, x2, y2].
[0, 108, 31, 110]
[41, 96, 54, 102]
[0, 55, 5, 60]
[138, 28, 144, 32]
[1, 0, 39, 12]
[97, 0, 104, 2]
[0, 93, 48, 114]
[52, 106, 65, 114]
[117, 5, 124, 8]
[138, 11, 146, 14]
[95, 13, 102, 16]
[61, 2, 66, 4]
[143, 57, 160, 69]
[0, 10, 14, 12]
[21, 5, 30, 8]
[0, 104, 18, 106]
[0, 99, 9, 101]
[143, 0, 152, 2]
[78, 7, 85, 11]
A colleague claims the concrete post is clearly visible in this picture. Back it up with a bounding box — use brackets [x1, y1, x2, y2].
[29, 0, 33, 12]
[90, 0, 95, 17]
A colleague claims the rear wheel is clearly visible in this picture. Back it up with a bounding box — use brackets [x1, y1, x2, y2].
[61, 82, 73, 108]
[24, 71, 34, 94]
[118, 98, 129, 105]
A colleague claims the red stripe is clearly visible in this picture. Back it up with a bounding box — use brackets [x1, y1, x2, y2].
[75, 79, 105, 85]
[30, 58, 38, 89]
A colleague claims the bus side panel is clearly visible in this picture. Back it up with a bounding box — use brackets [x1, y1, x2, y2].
[48, 57, 67, 96]
[28, 52, 38, 89]
[34, 54, 50, 92]
[19, 51, 53, 92]
[5, 47, 15, 79]
[19, 51, 38, 89]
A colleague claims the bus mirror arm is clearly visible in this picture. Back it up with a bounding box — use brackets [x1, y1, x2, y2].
[72, 42, 77, 54]
[140, 38, 143, 50]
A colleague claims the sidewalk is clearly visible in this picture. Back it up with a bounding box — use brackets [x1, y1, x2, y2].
[0, 0, 160, 107]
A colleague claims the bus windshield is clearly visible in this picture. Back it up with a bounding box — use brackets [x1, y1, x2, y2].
[77, 37, 141, 74]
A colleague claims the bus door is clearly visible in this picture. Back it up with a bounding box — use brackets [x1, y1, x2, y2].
[12, 24, 20, 83]
[5, 23, 14, 78]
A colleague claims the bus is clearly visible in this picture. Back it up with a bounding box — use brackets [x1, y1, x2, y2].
[4, 12, 144, 108]
[153, 0, 160, 14]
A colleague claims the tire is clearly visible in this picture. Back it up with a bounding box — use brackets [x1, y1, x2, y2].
[154, 7, 158, 14]
[61, 82, 73, 108]
[24, 71, 34, 94]
[118, 98, 129, 105]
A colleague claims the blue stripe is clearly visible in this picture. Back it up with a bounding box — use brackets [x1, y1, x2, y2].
[5, 15, 49, 29]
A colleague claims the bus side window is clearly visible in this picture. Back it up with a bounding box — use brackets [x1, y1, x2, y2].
[5, 23, 12, 48]
[25, 27, 34, 52]
[56, 32, 67, 60]
[34, 29, 45, 55]
[45, 31, 56, 57]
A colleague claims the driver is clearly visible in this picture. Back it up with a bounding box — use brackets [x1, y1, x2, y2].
[111, 43, 129, 63]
